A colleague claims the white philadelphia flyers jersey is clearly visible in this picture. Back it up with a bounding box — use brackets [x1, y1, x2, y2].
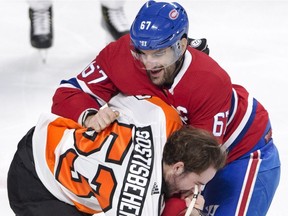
[32, 94, 182, 215]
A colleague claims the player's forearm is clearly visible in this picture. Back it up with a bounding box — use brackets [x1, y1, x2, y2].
[51, 87, 101, 123]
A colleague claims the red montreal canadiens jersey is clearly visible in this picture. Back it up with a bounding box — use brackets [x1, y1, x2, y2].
[52, 34, 269, 162]
[34, 94, 182, 215]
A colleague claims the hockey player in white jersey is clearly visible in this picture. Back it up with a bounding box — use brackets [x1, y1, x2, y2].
[8, 94, 226, 216]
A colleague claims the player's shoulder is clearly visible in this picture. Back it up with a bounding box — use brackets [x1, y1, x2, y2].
[188, 46, 227, 73]
[110, 94, 182, 128]
[111, 94, 177, 116]
[35, 113, 81, 136]
[102, 34, 130, 53]
[186, 47, 232, 87]
[97, 34, 132, 69]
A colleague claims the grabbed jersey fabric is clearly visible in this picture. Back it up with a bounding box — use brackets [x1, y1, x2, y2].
[33, 94, 182, 215]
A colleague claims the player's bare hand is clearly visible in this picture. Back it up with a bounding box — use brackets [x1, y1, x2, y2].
[175, 193, 205, 216]
[184, 194, 204, 211]
[84, 107, 119, 132]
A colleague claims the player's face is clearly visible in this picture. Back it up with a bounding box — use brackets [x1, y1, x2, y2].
[142, 48, 178, 86]
[165, 166, 217, 199]
[131, 38, 187, 86]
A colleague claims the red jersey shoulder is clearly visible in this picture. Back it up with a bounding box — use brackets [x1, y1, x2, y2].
[170, 48, 232, 138]
[188, 47, 231, 88]
[99, 34, 131, 63]
[174, 48, 232, 104]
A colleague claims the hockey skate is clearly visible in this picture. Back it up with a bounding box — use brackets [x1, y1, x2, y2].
[101, 5, 129, 41]
[29, 7, 53, 49]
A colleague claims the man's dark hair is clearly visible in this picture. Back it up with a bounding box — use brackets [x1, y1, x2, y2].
[163, 125, 227, 174]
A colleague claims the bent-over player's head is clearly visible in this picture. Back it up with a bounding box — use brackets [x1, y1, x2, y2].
[130, 1, 189, 87]
[162, 125, 227, 198]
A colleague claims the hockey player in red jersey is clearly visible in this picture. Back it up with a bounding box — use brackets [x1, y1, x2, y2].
[51, 1, 280, 215]
[8, 94, 226, 216]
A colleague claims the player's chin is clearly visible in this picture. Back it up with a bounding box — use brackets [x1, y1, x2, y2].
[149, 75, 165, 86]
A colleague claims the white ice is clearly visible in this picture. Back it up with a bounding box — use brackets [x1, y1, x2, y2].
[0, 0, 287, 215]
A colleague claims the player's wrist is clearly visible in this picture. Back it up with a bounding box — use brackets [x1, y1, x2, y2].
[80, 109, 98, 127]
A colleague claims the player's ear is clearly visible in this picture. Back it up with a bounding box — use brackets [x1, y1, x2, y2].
[173, 161, 184, 176]
[180, 38, 188, 54]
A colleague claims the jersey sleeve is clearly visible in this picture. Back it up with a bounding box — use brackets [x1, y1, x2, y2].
[51, 34, 169, 123]
[161, 197, 186, 216]
[51, 39, 123, 122]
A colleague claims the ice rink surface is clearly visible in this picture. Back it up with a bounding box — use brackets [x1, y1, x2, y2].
[1, 0, 287, 215]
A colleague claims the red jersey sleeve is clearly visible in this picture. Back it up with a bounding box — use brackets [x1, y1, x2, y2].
[51, 40, 123, 121]
[52, 35, 168, 122]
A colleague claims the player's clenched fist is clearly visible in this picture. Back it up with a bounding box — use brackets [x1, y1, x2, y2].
[84, 106, 119, 132]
